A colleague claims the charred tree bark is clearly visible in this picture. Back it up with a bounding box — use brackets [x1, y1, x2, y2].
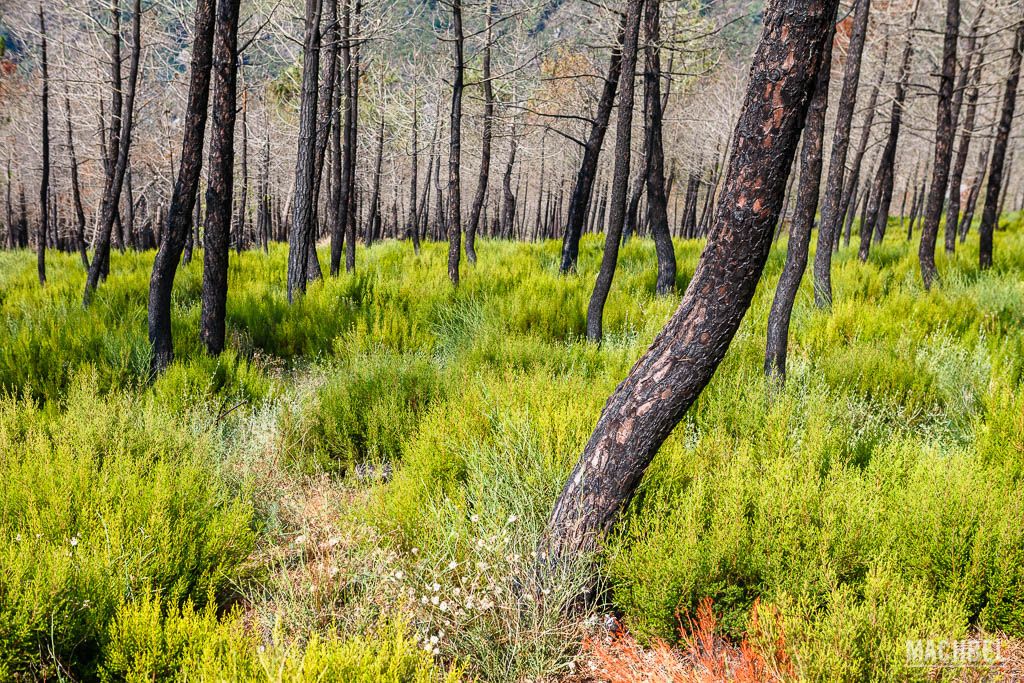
[198, 0, 240, 355]
[813, 0, 869, 307]
[147, 0, 215, 374]
[585, 0, 644, 343]
[365, 116, 384, 245]
[408, 95, 420, 253]
[860, 1, 918, 259]
[643, 0, 676, 296]
[944, 46, 984, 253]
[83, 0, 141, 304]
[344, 0, 361, 273]
[235, 90, 249, 254]
[559, 16, 626, 273]
[37, 4, 50, 285]
[63, 81, 89, 269]
[307, 0, 339, 279]
[331, 0, 352, 275]
[287, 0, 323, 301]
[446, 0, 465, 286]
[466, 3, 496, 264]
[501, 122, 518, 236]
[542, 0, 839, 572]
[978, 21, 1023, 269]
[918, 0, 959, 290]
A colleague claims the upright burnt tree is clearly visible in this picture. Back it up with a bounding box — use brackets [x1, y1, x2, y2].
[287, 0, 323, 301]
[446, 0, 465, 286]
[542, 0, 839, 569]
[37, 4, 50, 286]
[945, 42, 984, 252]
[979, 21, 1023, 269]
[642, 0, 676, 296]
[147, 0, 215, 373]
[199, 0, 241, 354]
[917, 0, 959, 289]
[465, 3, 496, 264]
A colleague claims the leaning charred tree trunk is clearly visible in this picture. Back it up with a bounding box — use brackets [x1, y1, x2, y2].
[199, 0, 240, 354]
[860, 0, 918, 260]
[765, 20, 834, 379]
[307, 0, 339, 280]
[584, 0, 643, 343]
[541, 0, 838, 572]
[812, 0, 868, 307]
[446, 0, 465, 286]
[917, 0, 959, 290]
[978, 21, 1023, 270]
[83, 0, 141, 305]
[37, 4, 50, 286]
[408, 95, 421, 253]
[643, 0, 676, 296]
[559, 15, 625, 274]
[945, 49, 983, 253]
[287, 0, 323, 301]
[465, 4, 495, 263]
[344, 0, 361, 273]
[147, 0, 215, 374]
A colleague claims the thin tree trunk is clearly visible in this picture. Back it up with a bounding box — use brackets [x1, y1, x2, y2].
[585, 0, 644, 343]
[199, 0, 240, 354]
[979, 21, 1023, 269]
[344, 0, 361, 272]
[408, 94, 420, 253]
[559, 15, 626, 273]
[37, 4, 50, 285]
[446, 0, 465, 285]
[147, 0, 215, 373]
[331, 0, 351, 275]
[813, 0, 869, 307]
[365, 116, 384, 244]
[945, 45, 984, 253]
[918, 0, 959, 289]
[287, 0, 323, 300]
[466, 3, 496, 263]
[643, 0, 676, 295]
[542, 0, 839, 572]
[83, 0, 140, 304]
[765, 21, 834, 379]
[63, 81, 88, 269]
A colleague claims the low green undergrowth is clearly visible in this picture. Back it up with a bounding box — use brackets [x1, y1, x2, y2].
[1, 221, 1023, 680]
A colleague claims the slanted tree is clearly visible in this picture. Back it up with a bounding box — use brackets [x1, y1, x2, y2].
[542, 0, 839, 571]
[979, 21, 1023, 269]
[945, 37, 984, 252]
[558, 17, 625, 273]
[147, 0, 215, 374]
[584, 0, 643, 343]
[408, 92, 421, 254]
[859, 0, 918, 261]
[83, 0, 141, 304]
[917, 0, 959, 289]
[765, 19, 835, 379]
[199, 0, 241, 354]
[813, 0, 869, 307]
[62, 78, 88, 270]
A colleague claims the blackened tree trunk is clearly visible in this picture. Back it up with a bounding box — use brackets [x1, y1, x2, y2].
[860, 1, 918, 259]
[408, 95, 420, 253]
[365, 116, 384, 245]
[63, 82, 89, 269]
[344, 0, 361, 273]
[960, 139, 990, 241]
[37, 4, 50, 285]
[83, 0, 141, 305]
[643, 0, 676, 296]
[331, 0, 352, 275]
[235, 90, 249, 253]
[287, 0, 323, 301]
[199, 0, 240, 354]
[501, 121, 518, 235]
[307, 0, 339, 279]
[147, 0, 215, 374]
[944, 43, 984, 253]
[585, 0, 644, 343]
[466, 4, 496, 263]
[765, 21, 834, 379]
[978, 21, 1023, 269]
[918, 0, 959, 290]
[446, 0, 465, 286]
[542, 0, 839, 570]
[812, 0, 869, 307]
[559, 15, 625, 273]
[4, 160, 12, 249]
